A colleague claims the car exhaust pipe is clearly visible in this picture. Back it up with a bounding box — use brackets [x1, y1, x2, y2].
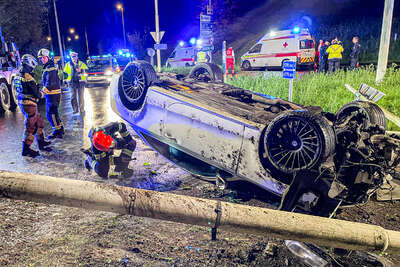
[0, 170, 400, 254]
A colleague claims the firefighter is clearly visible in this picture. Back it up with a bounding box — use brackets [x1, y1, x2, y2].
[226, 47, 235, 77]
[326, 40, 343, 73]
[350, 36, 361, 71]
[38, 48, 64, 139]
[64, 51, 88, 118]
[81, 122, 136, 179]
[13, 54, 52, 157]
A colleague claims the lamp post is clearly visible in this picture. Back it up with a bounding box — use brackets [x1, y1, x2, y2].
[53, 0, 65, 69]
[116, 3, 127, 48]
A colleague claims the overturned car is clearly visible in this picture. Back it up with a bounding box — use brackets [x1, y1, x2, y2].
[109, 61, 400, 215]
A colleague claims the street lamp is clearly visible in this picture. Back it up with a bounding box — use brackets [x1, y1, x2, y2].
[46, 36, 52, 42]
[67, 36, 72, 42]
[74, 34, 79, 40]
[116, 3, 127, 48]
[69, 28, 75, 34]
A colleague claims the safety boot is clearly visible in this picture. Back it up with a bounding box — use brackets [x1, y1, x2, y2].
[37, 138, 52, 152]
[22, 143, 40, 158]
[48, 129, 63, 140]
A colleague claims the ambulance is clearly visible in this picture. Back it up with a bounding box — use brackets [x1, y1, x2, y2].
[241, 28, 316, 70]
[166, 44, 196, 68]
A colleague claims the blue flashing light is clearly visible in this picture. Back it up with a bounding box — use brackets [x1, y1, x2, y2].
[293, 27, 301, 34]
[179, 41, 185, 47]
[189, 37, 196, 45]
[126, 52, 131, 58]
[118, 50, 123, 55]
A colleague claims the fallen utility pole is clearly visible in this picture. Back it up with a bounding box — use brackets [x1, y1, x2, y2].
[376, 0, 395, 83]
[1, 170, 400, 253]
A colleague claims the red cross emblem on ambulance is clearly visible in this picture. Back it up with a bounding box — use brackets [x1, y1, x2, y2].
[283, 42, 288, 48]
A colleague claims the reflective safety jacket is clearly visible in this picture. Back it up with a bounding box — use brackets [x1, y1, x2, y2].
[197, 51, 207, 63]
[326, 44, 344, 60]
[42, 60, 61, 95]
[64, 60, 88, 82]
[14, 66, 41, 105]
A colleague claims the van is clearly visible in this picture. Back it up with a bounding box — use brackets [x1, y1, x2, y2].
[166, 45, 196, 68]
[241, 28, 316, 70]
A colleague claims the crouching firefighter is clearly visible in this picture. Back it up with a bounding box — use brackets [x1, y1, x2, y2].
[81, 122, 136, 179]
[13, 54, 52, 157]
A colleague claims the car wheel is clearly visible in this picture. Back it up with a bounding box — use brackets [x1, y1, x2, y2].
[118, 60, 157, 111]
[335, 101, 386, 130]
[9, 79, 18, 110]
[188, 63, 223, 82]
[261, 110, 335, 174]
[0, 81, 11, 112]
[241, 60, 252, 71]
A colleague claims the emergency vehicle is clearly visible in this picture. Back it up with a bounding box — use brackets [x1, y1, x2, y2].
[0, 26, 21, 112]
[166, 44, 196, 68]
[241, 28, 316, 70]
[86, 55, 120, 85]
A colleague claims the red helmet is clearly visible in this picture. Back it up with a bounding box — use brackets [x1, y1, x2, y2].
[92, 131, 114, 152]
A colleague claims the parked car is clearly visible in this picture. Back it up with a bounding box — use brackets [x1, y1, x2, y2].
[109, 61, 398, 216]
[241, 28, 315, 70]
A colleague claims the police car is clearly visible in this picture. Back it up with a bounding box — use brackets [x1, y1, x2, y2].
[241, 28, 316, 70]
[86, 55, 120, 86]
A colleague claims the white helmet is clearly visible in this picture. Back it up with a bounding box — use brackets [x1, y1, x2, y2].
[37, 48, 50, 58]
[21, 54, 38, 69]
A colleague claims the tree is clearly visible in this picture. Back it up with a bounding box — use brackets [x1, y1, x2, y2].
[0, 0, 48, 54]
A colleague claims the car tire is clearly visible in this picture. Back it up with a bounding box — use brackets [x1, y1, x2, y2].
[260, 110, 335, 174]
[118, 60, 157, 111]
[241, 60, 252, 71]
[9, 79, 18, 110]
[0, 80, 11, 112]
[188, 63, 223, 82]
[335, 101, 386, 130]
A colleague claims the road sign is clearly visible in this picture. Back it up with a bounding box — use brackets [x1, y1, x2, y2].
[150, 31, 165, 42]
[283, 70, 296, 79]
[147, 48, 155, 57]
[282, 61, 296, 70]
[200, 15, 211, 22]
[154, 43, 167, 50]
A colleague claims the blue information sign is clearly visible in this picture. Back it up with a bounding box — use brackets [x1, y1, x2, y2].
[282, 61, 296, 70]
[283, 70, 296, 80]
[154, 44, 167, 50]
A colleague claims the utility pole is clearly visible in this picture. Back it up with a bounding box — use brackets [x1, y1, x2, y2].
[53, 0, 64, 69]
[376, 0, 395, 83]
[85, 26, 90, 58]
[154, 0, 161, 72]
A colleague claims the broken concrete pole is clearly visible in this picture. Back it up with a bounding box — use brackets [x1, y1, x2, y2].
[0, 170, 400, 253]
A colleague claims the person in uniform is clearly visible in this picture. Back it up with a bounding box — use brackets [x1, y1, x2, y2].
[38, 48, 64, 139]
[326, 40, 344, 73]
[81, 122, 136, 179]
[226, 47, 235, 77]
[63, 51, 88, 118]
[349, 36, 361, 71]
[13, 54, 52, 157]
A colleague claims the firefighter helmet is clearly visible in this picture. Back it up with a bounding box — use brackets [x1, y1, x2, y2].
[37, 48, 50, 58]
[92, 131, 114, 152]
[21, 54, 38, 69]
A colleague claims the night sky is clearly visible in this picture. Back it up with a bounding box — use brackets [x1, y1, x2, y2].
[48, 0, 400, 57]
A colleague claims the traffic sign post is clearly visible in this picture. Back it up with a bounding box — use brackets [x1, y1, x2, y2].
[282, 61, 296, 102]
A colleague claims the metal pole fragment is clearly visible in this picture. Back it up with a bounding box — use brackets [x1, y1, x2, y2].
[154, 0, 161, 72]
[53, 0, 65, 69]
[0, 170, 400, 254]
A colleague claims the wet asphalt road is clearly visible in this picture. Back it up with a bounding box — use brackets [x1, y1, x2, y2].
[0, 83, 188, 191]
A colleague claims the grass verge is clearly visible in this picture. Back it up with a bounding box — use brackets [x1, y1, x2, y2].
[228, 65, 400, 130]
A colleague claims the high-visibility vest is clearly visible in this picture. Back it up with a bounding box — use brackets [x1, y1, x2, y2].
[197, 51, 207, 63]
[64, 61, 88, 82]
[326, 44, 343, 60]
